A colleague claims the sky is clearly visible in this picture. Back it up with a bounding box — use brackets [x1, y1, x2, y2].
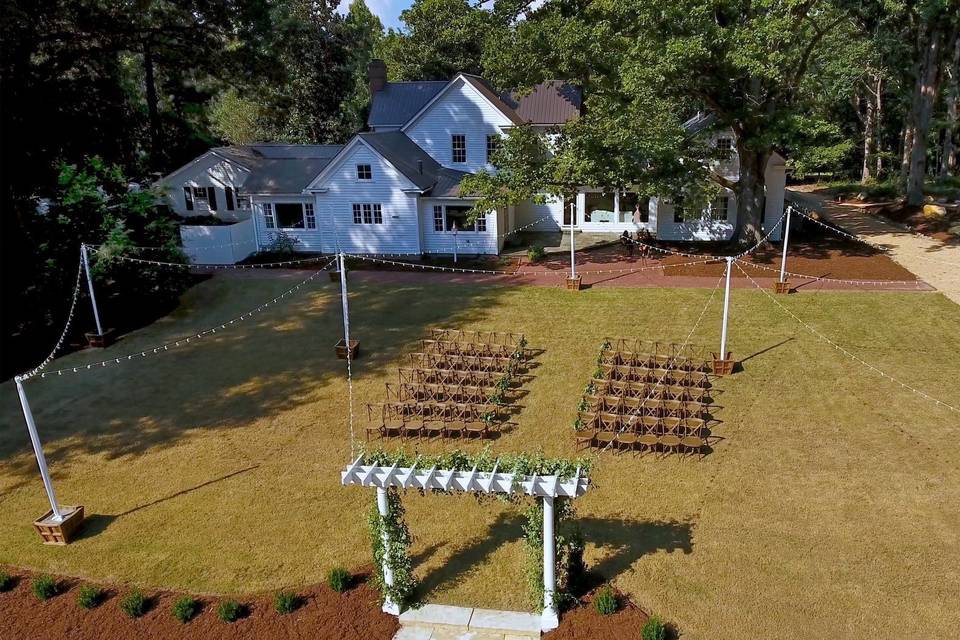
[337, 0, 412, 30]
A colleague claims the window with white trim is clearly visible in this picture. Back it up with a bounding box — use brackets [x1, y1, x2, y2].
[356, 164, 372, 180]
[716, 137, 733, 160]
[486, 135, 500, 163]
[352, 203, 383, 224]
[275, 203, 306, 229]
[237, 195, 251, 210]
[433, 205, 444, 231]
[710, 195, 729, 221]
[263, 202, 276, 228]
[451, 134, 466, 163]
[304, 202, 316, 228]
[432, 204, 488, 232]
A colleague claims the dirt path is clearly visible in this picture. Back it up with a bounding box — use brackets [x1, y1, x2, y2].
[788, 185, 960, 305]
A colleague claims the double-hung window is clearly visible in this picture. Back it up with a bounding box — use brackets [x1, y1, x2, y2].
[356, 164, 372, 180]
[486, 135, 500, 163]
[263, 203, 276, 228]
[192, 186, 216, 211]
[710, 195, 729, 221]
[716, 137, 733, 160]
[451, 135, 466, 163]
[433, 205, 444, 231]
[352, 203, 383, 224]
[304, 203, 316, 229]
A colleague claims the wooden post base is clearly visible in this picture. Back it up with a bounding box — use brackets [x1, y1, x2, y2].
[565, 276, 583, 291]
[335, 339, 360, 360]
[85, 329, 116, 348]
[712, 352, 735, 376]
[33, 506, 84, 545]
[774, 281, 791, 294]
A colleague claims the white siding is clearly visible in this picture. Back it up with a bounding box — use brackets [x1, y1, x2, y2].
[404, 77, 512, 173]
[515, 195, 565, 231]
[160, 156, 251, 222]
[305, 143, 423, 254]
[252, 195, 321, 251]
[654, 191, 738, 241]
[763, 156, 787, 241]
[180, 218, 257, 264]
[420, 199, 499, 255]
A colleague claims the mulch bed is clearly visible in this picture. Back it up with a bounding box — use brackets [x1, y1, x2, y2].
[867, 202, 960, 244]
[0, 567, 398, 640]
[545, 589, 658, 640]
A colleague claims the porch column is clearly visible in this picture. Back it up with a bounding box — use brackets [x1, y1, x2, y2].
[541, 495, 559, 631]
[576, 192, 586, 227]
[376, 487, 401, 615]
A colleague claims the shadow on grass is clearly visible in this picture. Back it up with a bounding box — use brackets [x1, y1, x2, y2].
[0, 278, 513, 478]
[415, 512, 693, 601]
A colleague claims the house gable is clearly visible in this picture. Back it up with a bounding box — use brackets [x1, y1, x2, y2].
[305, 137, 422, 193]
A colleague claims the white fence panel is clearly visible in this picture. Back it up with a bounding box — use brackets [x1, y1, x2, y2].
[180, 217, 257, 265]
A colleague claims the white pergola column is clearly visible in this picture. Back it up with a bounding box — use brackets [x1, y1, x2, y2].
[376, 487, 401, 615]
[541, 495, 559, 631]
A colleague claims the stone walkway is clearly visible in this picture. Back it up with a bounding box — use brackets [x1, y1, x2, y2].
[393, 604, 541, 640]
[788, 186, 960, 305]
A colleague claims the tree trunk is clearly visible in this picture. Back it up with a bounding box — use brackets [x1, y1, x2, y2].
[143, 39, 162, 170]
[861, 85, 875, 183]
[900, 122, 914, 190]
[734, 146, 770, 244]
[875, 76, 884, 178]
[906, 23, 948, 205]
[941, 36, 959, 179]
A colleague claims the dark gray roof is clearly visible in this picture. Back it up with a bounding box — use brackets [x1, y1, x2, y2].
[358, 132, 471, 197]
[367, 81, 448, 128]
[243, 157, 341, 194]
[367, 76, 582, 129]
[682, 112, 718, 135]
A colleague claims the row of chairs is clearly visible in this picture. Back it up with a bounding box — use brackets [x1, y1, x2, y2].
[427, 329, 525, 348]
[580, 396, 708, 419]
[605, 338, 710, 364]
[365, 402, 500, 440]
[408, 352, 519, 373]
[587, 379, 710, 402]
[599, 349, 710, 373]
[575, 429, 708, 458]
[421, 339, 526, 361]
[385, 382, 496, 405]
[398, 367, 502, 388]
[579, 411, 708, 436]
[599, 364, 710, 388]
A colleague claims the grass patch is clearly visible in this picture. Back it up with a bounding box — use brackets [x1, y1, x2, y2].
[0, 277, 958, 640]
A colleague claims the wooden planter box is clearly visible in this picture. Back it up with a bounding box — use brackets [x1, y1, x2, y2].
[335, 339, 360, 360]
[712, 352, 735, 376]
[774, 281, 791, 294]
[33, 506, 84, 545]
[566, 276, 583, 291]
[85, 328, 116, 348]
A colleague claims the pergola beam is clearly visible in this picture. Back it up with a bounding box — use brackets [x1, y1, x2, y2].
[341, 464, 590, 498]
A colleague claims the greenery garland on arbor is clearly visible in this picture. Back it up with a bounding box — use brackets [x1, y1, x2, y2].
[360, 447, 592, 609]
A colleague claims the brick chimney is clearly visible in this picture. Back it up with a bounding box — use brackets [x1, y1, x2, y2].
[368, 59, 387, 96]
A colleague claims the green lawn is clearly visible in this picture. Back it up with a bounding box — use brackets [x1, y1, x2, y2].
[1, 274, 959, 639]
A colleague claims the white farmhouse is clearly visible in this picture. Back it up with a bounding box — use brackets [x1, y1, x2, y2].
[159, 60, 786, 259]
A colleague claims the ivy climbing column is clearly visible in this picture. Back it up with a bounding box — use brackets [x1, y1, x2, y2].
[376, 487, 401, 615]
[541, 495, 559, 631]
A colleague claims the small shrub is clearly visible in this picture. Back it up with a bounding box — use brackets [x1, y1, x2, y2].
[76, 585, 101, 609]
[217, 599, 244, 622]
[527, 245, 546, 263]
[642, 615, 667, 640]
[31, 575, 57, 601]
[593, 584, 617, 616]
[120, 589, 146, 618]
[266, 231, 300, 256]
[0, 571, 13, 592]
[327, 567, 351, 593]
[274, 590, 299, 614]
[172, 596, 198, 623]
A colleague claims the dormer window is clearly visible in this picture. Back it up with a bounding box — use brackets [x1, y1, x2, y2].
[717, 137, 733, 160]
[452, 135, 466, 163]
[356, 164, 372, 180]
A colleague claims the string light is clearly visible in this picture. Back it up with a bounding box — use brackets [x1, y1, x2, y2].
[95, 250, 337, 270]
[20, 257, 85, 379]
[734, 260, 960, 415]
[21, 257, 338, 381]
[735, 259, 926, 287]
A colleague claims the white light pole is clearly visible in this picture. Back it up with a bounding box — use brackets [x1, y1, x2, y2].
[376, 487, 401, 615]
[80, 243, 104, 336]
[778, 205, 793, 284]
[719, 256, 733, 359]
[338, 252, 350, 349]
[569, 203, 576, 279]
[541, 495, 559, 631]
[15, 377, 63, 522]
